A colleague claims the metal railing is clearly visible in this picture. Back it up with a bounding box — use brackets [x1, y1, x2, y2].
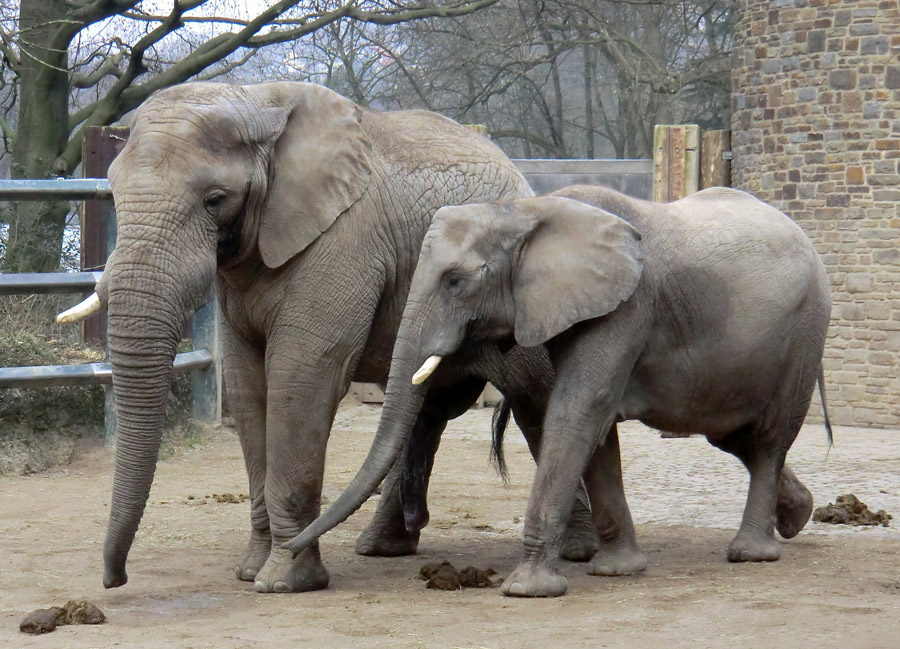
[0, 178, 222, 439]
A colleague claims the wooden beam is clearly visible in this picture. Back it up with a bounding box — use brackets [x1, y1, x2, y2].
[700, 129, 732, 189]
[81, 126, 128, 343]
[653, 124, 699, 202]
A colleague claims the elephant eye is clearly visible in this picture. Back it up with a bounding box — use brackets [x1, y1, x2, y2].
[444, 272, 465, 294]
[204, 190, 228, 213]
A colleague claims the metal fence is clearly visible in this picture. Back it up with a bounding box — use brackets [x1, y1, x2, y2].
[513, 159, 653, 199]
[0, 179, 222, 439]
[0, 158, 654, 417]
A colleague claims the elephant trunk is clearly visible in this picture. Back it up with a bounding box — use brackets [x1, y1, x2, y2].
[285, 316, 433, 556]
[101, 234, 209, 588]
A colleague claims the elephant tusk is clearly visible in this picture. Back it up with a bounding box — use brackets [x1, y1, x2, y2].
[56, 293, 102, 324]
[411, 355, 442, 385]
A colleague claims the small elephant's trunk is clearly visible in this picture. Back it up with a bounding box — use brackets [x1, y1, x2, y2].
[285, 322, 432, 556]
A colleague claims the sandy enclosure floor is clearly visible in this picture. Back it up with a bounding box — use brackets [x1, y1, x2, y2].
[2, 400, 899, 649]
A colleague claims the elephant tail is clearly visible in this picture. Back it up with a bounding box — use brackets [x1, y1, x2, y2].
[818, 365, 834, 447]
[491, 397, 511, 483]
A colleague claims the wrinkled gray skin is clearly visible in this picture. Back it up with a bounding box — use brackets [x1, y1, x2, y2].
[373, 343, 600, 564]
[288, 185, 831, 598]
[94, 80, 555, 594]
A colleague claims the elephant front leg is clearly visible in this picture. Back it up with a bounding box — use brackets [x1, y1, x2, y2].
[252, 364, 345, 594]
[502, 336, 636, 598]
[507, 397, 600, 563]
[222, 329, 271, 582]
[583, 424, 647, 576]
[503, 406, 617, 597]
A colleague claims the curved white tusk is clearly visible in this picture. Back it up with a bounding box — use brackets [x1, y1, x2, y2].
[411, 355, 442, 385]
[56, 293, 102, 324]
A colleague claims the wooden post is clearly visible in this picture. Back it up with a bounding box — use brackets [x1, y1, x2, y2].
[464, 124, 489, 137]
[700, 130, 732, 189]
[652, 124, 699, 202]
[81, 126, 128, 343]
[83, 126, 128, 441]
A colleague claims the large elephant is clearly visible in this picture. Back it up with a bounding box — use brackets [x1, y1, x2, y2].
[57, 81, 545, 593]
[287, 184, 832, 598]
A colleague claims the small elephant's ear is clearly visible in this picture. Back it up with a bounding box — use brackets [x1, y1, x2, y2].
[251, 83, 372, 268]
[512, 196, 644, 347]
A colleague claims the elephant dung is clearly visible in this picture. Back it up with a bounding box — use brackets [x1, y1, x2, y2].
[813, 494, 892, 527]
[419, 561, 501, 590]
[63, 599, 107, 625]
[19, 607, 65, 635]
[20, 600, 106, 635]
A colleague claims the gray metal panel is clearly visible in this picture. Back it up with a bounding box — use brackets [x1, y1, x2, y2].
[512, 159, 653, 200]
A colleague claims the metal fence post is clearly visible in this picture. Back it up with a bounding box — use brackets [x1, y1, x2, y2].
[191, 294, 222, 423]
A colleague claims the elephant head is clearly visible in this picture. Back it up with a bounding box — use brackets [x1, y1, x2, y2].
[59, 82, 372, 588]
[285, 195, 643, 554]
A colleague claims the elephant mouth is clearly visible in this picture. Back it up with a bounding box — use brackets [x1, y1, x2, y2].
[216, 218, 242, 265]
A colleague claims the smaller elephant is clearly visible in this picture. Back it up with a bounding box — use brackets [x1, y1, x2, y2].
[288, 185, 832, 598]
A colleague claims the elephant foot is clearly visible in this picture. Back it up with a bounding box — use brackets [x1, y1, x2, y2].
[234, 529, 271, 582]
[727, 530, 781, 563]
[560, 490, 600, 562]
[502, 561, 568, 598]
[560, 521, 600, 562]
[775, 469, 813, 540]
[355, 525, 420, 557]
[253, 546, 330, 593]
[587, 544, 647, 576]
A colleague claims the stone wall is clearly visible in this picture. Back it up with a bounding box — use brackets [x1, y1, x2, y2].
[731, 0, 900, 426]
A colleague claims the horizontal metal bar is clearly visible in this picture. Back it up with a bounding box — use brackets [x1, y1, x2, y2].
[0, 179, 111, 201]
[173, 349, 215, 373]
[0, 349, 213, 389]
[0, 271, 103, 295]
[512, 159, 653, 175]
[0, 178, 112, 200]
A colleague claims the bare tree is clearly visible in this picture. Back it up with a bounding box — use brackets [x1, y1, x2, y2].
[351, 0, 734, 159]
[0, 0, 498, 272]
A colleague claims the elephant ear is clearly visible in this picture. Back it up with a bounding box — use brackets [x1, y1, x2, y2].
[252, 83, 373, 268]
[512, 196, 644, 347]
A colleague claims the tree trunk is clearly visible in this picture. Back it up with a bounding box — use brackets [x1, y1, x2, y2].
[4, 0, 74, 272]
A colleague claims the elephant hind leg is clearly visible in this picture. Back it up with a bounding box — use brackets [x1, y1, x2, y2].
[709, 423, 792, 563]
[582, 424, 647, 576]
[355, 376, 485, 557]
[775, 465, 813, 539]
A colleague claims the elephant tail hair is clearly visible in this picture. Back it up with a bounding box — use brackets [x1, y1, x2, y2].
[818, 365, 834, 447]
[491, 397, 511, 483]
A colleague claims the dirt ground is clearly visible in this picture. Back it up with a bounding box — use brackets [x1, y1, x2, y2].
[2, 400, 899, 649]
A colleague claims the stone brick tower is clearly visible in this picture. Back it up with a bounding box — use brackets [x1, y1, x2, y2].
[731, 0, 900, 426]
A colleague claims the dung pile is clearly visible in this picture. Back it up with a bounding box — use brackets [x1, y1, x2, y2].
[419, 561, 502, 590]
[812, 494, 892, 527]
[20, 599, 106, 635]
